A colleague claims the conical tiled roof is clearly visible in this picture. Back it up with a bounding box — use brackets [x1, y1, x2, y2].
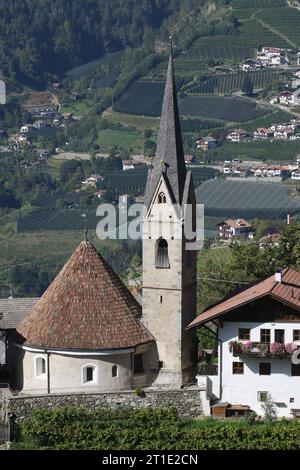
[17, 241, 154, 350]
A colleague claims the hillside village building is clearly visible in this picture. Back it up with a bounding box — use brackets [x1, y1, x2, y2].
[188, 269, 300, 417]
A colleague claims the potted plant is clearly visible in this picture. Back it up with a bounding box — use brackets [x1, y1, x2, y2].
[257, 342, 269, 357]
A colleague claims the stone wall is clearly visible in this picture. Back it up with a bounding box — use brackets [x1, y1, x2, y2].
[6, 387, 202, 421]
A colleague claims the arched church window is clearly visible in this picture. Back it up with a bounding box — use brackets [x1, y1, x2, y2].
[35, 356, 46, 377]
[158, 192, 166, 204]
[112, 365, 118, 378]
[155, 238, 170, 269]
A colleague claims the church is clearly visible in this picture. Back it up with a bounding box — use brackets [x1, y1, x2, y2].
[2, 48, 198, 395]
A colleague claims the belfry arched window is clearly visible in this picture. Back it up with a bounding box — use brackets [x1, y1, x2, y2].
[155, 238, 170, 269]
[158, 192, 166, 204]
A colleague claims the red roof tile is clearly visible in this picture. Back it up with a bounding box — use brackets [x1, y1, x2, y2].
[188, 268, 300, 329]
[17, 241, 154, 350]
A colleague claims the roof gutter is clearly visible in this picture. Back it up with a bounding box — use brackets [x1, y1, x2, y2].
[13, 342, 137, 356]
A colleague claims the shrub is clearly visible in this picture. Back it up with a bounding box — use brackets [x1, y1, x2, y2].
[134, 386, 145, 398]
[261, 394, 277, 422]
[244, 411, 257, 425]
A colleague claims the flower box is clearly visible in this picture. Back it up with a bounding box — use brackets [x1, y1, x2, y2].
[229, 340, 299, 358]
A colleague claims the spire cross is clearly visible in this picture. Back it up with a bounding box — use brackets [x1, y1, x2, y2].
[82, 213, 88, 242]
[169, 35, 173, 55]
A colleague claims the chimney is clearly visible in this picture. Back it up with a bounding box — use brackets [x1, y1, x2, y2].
[275, 268, 282, 283]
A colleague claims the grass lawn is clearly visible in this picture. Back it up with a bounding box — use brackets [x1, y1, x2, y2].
[61, 100, 93, 117]
[102, 107, 160, 130]
[96, 128, 145, 152]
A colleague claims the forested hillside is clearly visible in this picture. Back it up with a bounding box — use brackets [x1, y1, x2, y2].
[0, 0, 180, 86]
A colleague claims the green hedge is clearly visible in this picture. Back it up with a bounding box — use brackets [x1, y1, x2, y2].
[12, 406, 300, 450]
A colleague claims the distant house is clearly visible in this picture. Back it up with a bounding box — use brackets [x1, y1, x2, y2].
[274, 130, 294, 140]
[218, 219, 253, 240]
[270, 96, 279, 105]
[184, 154, 195, 164]
[254, 128, 273, 140]
[259, 233, 281, 249]
[20, 124, 33, 134]
[240, 59, 262, 72]
[227, 129, 249, 143]
[18, 134, 30, 144]
[279, 92, 295, 105]
[196, 136, 218, 151]
[223, 165, 232, 175]
[122, 160, 139, 171]
[82, 175, 104, 187]
[63, 113, 74, 123]
[33, 120, 48, 130]
[257, 47, 288, 67]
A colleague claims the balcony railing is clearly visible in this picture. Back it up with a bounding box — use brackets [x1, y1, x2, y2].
[229, 341, 300, 358]
[197, 363, 218, 376]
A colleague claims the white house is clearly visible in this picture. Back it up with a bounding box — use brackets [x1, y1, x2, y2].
[257, 47, 288, 67]
[279, 92, 295, 105]
[82, 174, 104, 187]
[188, 268, 300, 418]
[217, 219, 252, 240]
[240, 59, 262, 72]
[227, 129, 249, 143]
[122, 160, 139, 171]
[254, 128, 273, 140]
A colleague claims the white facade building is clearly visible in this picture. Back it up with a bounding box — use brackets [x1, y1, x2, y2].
[189, 268, 300, 418]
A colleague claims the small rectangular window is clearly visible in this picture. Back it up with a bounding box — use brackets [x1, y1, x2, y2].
[260, 329, 271, 344]
[293, 330, 300, 342]
[257, 391, 268, 402]
[232, 362, 244, 375]
[275, 329, 285, 344]
[259, 363, 271, 375]
[160, 296, 163, 304]
[291, 363, 300, 376]
[238, 328, 250, 341]
[134, 354, 144, 375]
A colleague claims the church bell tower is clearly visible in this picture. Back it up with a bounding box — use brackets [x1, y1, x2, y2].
[142, 42, 197, 388]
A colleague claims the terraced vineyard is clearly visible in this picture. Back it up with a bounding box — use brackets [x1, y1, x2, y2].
[114, 80, 166, 116]
[179, 95, 269, 122]
[258, 7, 300, 47]
[231, 0, 286, 7]
[188, 70, 280, 94]
[176, 45, 254, 65]
[192, 19, 289, 49]
[196, 179, 300, 219]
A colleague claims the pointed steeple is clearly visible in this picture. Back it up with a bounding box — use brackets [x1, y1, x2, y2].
[145, 38, 187, 207]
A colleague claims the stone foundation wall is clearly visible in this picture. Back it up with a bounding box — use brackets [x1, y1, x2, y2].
[7, 388, 202, 421]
